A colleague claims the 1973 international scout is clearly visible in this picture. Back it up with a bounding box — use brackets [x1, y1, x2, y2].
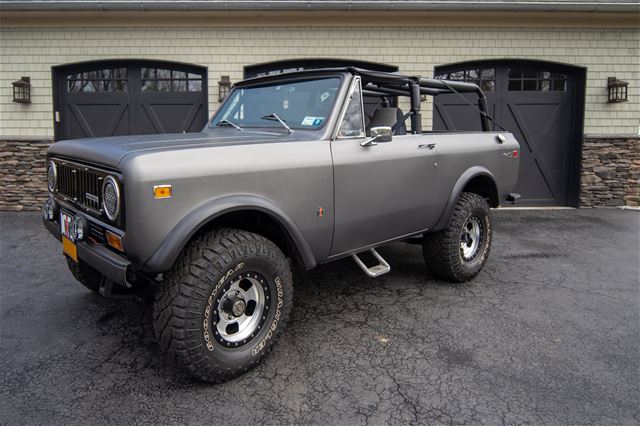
[43, 67, 520, 382]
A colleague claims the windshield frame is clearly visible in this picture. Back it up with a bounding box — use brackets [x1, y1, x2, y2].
[208, 74, 346, 132]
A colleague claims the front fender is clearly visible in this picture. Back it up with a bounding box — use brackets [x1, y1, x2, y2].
[142, 194, 316, 273]
[432, 166, 498, 232]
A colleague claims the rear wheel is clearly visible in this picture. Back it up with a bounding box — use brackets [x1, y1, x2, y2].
[423, 192, 493, 282]
[153, 228, 293, 383]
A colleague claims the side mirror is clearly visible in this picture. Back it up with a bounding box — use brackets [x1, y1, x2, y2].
[361, 126, 392, 147]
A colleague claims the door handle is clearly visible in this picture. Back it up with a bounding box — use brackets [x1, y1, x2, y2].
[418, 143, 436, 150]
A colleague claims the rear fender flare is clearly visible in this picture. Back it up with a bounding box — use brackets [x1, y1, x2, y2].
[142, 195, 316, 273]
[433, 166, 498, 231]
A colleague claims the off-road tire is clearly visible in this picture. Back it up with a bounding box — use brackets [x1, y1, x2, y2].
[423, 192, 493, 282]
[66, 257, 102, 293]
[153, 228, 293, 383]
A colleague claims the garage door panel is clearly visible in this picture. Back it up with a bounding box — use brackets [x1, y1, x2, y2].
[503, 102, 565, 204]
[137, 100, 206, 135]
[433, 99, 497, 132]
[518, 162, 557, 202]
[66, 103, 130, 139]
[433, 60, 583, 206]
[54, 60, 208, 141]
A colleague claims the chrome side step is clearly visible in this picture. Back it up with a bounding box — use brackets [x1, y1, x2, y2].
[352, 248, 391, 278]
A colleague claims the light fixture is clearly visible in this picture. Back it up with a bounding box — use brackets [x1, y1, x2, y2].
[607, 77, 628, 103]
[218, 75, 231, 102]
[12, 76, 31, 103]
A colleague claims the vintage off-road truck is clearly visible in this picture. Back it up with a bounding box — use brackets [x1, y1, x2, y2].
[43, 67, 519, 382]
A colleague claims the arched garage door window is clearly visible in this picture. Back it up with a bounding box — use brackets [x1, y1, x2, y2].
[53, 60, 208, 141]
[433, 60, 585, 207]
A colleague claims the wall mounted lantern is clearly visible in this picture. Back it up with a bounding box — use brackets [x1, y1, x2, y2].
[607, 77, 628, 103]
[12, 76, 31, 103]
[218, 75, 231, 102]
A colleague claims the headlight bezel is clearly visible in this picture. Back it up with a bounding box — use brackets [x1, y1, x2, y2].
[102, 175, 121, 221]
[47, 160, 57, 193]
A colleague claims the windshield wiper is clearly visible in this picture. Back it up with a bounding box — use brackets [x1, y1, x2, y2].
[215, 119, 243, 131]
[261, 113, 292, 133]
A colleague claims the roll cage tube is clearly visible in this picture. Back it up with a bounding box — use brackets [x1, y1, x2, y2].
[349, 67, 491, 132]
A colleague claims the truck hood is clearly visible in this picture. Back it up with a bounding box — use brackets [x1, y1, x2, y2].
[47, 129, 309, 169]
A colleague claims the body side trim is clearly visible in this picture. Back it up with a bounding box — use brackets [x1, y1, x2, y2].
[324, 227, 429, 262]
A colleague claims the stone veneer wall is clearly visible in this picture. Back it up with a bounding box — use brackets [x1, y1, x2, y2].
[0, 139, 52, 211]
[580, 137, 640, 208]
[0, 137, 638, 211]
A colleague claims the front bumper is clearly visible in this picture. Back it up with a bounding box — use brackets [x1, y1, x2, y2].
[43, 213, 131, 287]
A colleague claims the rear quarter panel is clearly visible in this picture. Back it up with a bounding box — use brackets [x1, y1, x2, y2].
[434, 131, 520, 212]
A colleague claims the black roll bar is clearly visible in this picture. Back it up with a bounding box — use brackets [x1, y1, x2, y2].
[351, 67, 491, 132]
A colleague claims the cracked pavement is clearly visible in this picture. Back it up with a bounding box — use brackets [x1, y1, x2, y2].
[1, 209, 638, 425]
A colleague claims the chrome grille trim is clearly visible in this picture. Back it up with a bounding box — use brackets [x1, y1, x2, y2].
[53, 160, 107, 214]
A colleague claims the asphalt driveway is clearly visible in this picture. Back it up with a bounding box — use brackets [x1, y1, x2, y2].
[1, 209, 638, 425]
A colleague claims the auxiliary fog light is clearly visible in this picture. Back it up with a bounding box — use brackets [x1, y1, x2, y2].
[71, 214, 88, 242]
[42, 198, 58, 221]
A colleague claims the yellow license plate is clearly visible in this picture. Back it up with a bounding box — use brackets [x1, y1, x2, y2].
[62, 236, 78, 263]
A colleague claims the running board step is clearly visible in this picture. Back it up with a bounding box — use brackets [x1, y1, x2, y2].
[352, 249, 391, 278]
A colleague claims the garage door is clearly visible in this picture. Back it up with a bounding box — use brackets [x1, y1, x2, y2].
[53, 60, 208, 141]
[434, 60, 585, 207]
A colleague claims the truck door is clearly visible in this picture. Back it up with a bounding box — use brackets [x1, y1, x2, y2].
[330, 77, 440, 256]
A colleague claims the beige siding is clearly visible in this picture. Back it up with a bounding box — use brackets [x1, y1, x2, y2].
[0, 25, 638, 138]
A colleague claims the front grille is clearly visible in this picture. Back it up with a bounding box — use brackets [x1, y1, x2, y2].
[55, 161, 105, 213]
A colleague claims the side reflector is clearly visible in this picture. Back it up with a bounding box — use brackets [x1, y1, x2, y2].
[153, 185, 172, 199]
[106, 231, 124, 252]
[513, 150, 519, 158]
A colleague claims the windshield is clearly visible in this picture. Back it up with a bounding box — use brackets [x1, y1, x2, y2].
[210, 77, 341, 130]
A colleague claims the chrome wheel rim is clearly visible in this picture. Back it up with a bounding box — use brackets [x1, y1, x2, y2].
[214, 273, 268, 346]
[460, 215, 483, 262]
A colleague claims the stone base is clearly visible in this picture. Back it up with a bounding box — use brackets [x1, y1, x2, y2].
[580, 137, 640, 208]
[0, 140, 52, 212]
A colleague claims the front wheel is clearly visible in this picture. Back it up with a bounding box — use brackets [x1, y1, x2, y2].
[423, 192, 493, 282]
[153, 229, 293, 383]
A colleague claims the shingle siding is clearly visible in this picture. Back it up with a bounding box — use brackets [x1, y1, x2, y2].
[0, 25, 638, 137]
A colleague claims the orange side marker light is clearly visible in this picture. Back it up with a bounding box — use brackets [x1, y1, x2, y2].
[106, 231, 124, 252]
[153, 185, 172, 199]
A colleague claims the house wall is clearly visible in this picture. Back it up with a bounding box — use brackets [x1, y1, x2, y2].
[0, 14, 638, 210]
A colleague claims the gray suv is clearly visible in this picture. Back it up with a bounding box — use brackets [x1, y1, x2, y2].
[43, 67, 520, 382]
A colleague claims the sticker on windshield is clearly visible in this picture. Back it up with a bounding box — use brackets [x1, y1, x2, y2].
[283, 99, 289, 110]
[301, 116, 324, 126]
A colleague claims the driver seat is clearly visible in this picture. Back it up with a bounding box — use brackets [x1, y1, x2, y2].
[366, 107, 407, 136]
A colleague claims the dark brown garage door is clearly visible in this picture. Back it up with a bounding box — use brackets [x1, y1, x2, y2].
[434, 60, 585, 207]
[53, 60, 208, 141]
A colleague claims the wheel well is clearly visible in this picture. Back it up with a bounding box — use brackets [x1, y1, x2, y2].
[195, 209, 303, 268]
[462, 175, 499, 207]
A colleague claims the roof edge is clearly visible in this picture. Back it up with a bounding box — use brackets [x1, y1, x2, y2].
[0, 1, 639, 13]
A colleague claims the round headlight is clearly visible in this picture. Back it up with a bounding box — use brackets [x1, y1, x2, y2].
[102, 176, 120, 221]
[42, 198, 57, 221]
[72, 214, 87, 242]
[47, 161, 57, 192]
